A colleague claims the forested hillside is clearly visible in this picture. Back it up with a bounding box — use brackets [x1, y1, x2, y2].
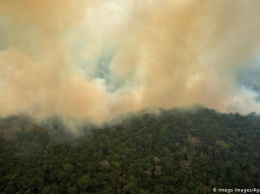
[0, 108, 259, 194]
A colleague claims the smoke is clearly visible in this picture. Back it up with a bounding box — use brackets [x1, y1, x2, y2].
[0, 0, 260, 129]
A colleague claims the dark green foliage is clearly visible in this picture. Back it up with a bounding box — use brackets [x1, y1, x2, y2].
[0, 107, 260, 193]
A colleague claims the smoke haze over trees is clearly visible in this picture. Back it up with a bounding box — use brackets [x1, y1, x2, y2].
[0, 1, 260, 127]
[1, 2, 260, 193]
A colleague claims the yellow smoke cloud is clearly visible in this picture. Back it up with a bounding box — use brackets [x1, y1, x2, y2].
[0, 0, 260, 127]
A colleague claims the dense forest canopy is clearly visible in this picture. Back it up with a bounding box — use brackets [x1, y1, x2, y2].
[0, 107, 260, 194]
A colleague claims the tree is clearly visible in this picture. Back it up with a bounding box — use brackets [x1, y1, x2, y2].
[67, 185, 78, 194]
[77, 174, 90, 192]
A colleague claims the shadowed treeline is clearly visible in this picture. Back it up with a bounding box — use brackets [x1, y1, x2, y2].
[0, 107, 259, 193]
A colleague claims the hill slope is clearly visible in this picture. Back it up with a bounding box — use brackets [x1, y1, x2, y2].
[0, 108, 260, 194]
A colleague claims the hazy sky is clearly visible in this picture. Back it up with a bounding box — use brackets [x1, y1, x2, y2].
[0, 0, 260, 126]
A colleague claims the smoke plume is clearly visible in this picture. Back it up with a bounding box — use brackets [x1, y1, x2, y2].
[0, 0, 260, 128]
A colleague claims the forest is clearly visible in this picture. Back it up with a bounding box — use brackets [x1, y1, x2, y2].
[0, 107, 259, 194]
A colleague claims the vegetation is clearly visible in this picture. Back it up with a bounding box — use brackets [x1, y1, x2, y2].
[0, 107, 259, 193]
